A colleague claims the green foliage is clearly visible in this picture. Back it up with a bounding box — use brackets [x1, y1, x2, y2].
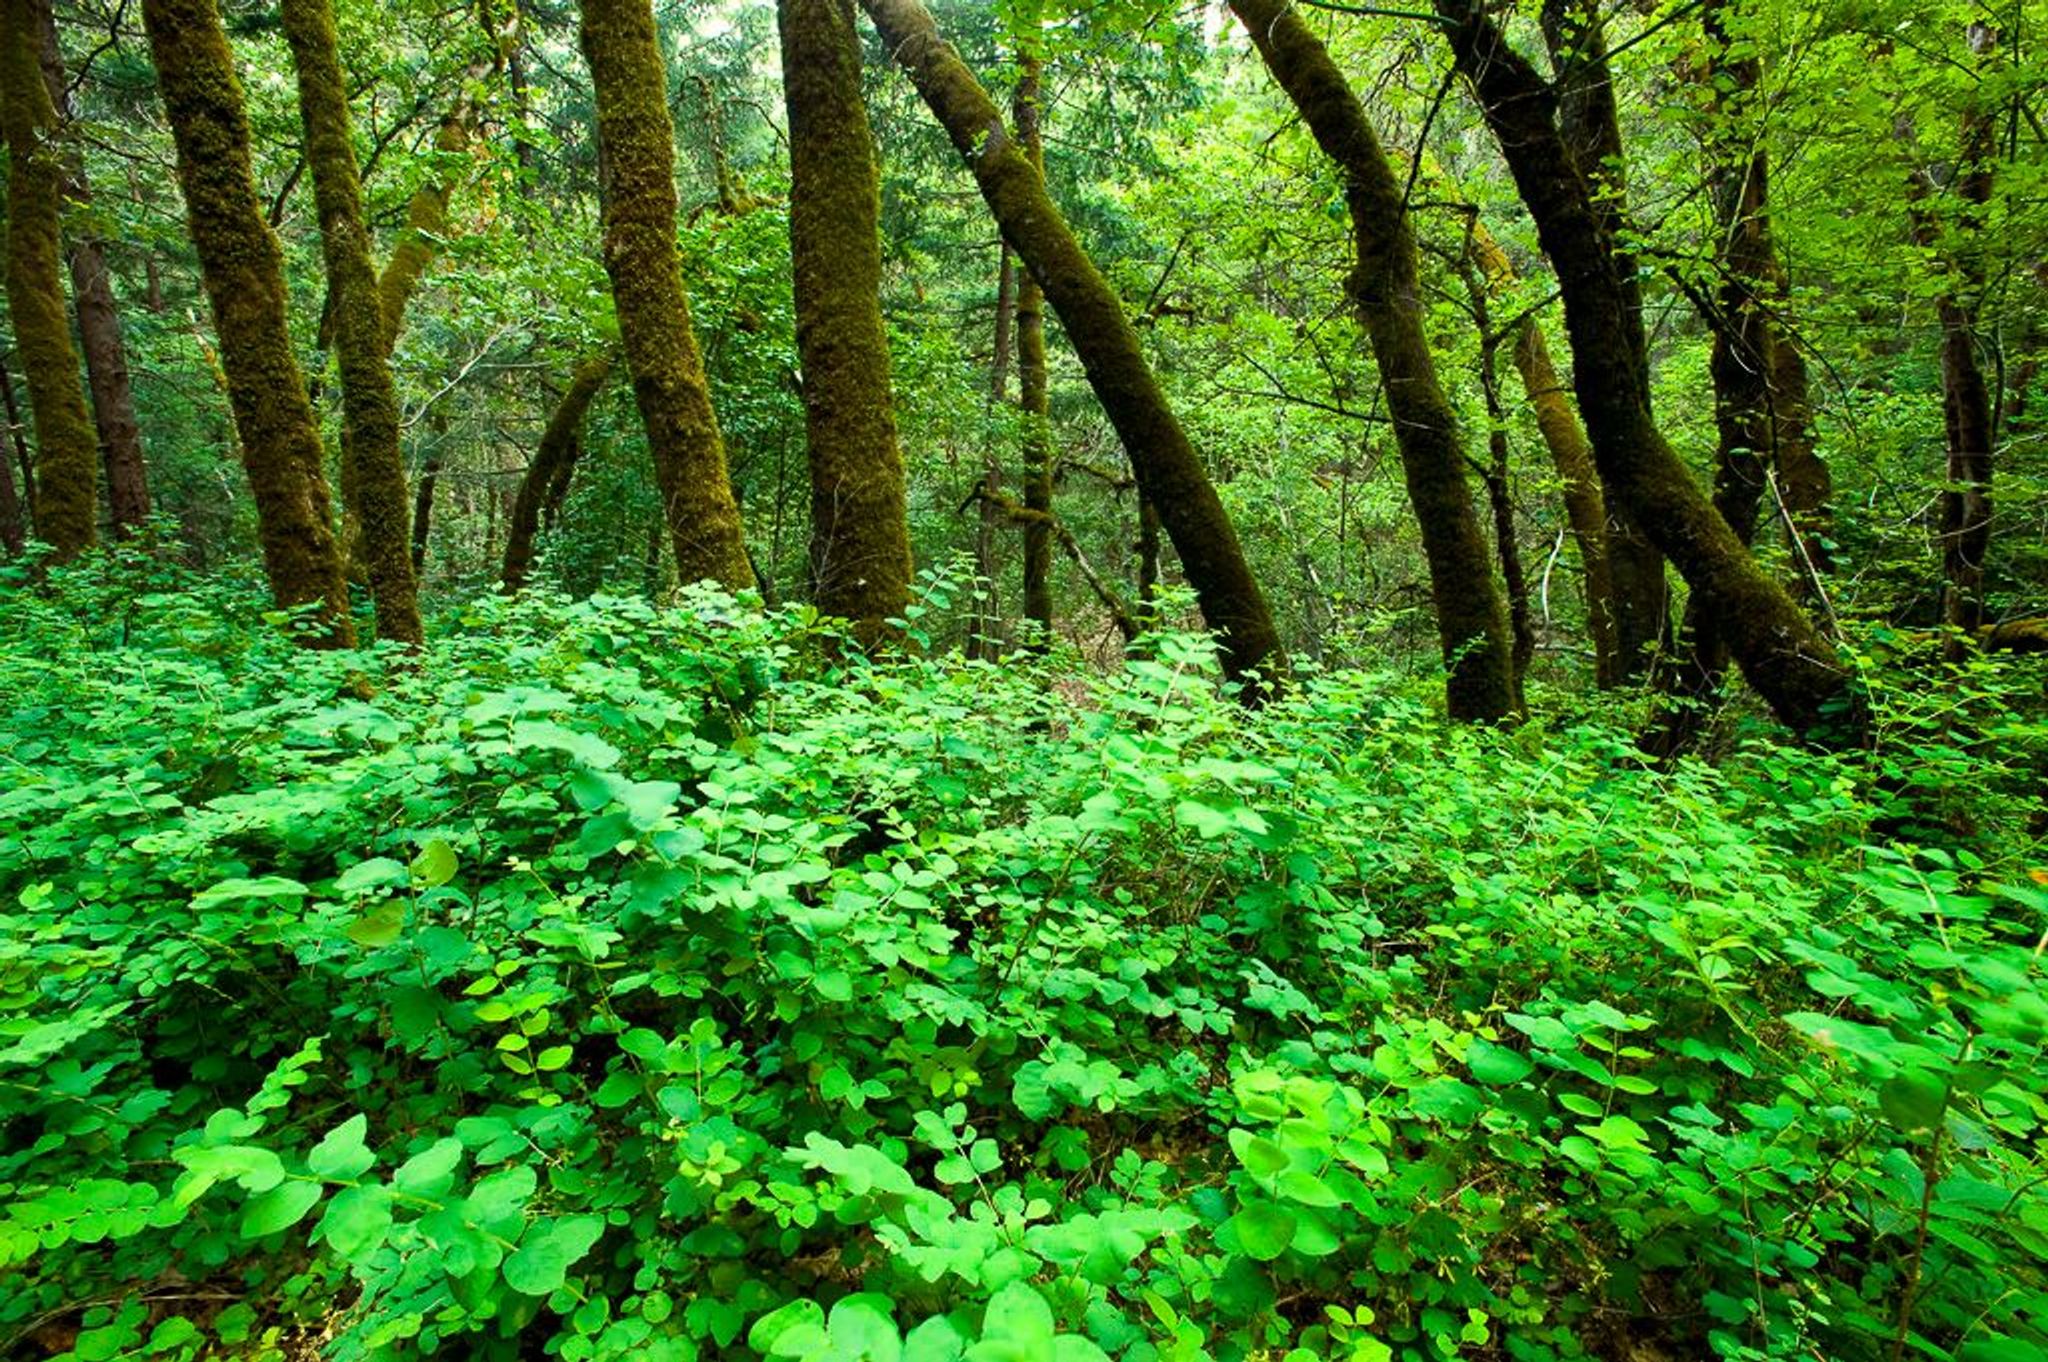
[1, 573, 2044, 1360]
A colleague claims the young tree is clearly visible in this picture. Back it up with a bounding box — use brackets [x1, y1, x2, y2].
[858, 0, 1283, 688]
[1230, 0, 1517, 721]
[504, 353, 613, 592]
[579, 0, 753, 590]
[2, 0, 97, 560]
[281, 0, 423, 645]
[1013, 35, 1054, 648]
[143, 0, 351, 642]
[778, 0, 913, 645]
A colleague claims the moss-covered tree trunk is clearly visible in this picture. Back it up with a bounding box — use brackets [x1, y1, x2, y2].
[142, 0, 351, 642]
[1012, 39, 1054, 649]
[281, 0, 422, 645]
[1230, 0, 1515, 719]
[0, 352, 34, 537]
[0, 363, 22, 553]
[579, 0, 753, 591]
[858, 0, 1282, 689]
[778, 0, 912, 645]
[1435, 0, 1859, 741]
[32, 0, 148, 535]
[2, 0, 96, 560]
[504, 353, 612, 591]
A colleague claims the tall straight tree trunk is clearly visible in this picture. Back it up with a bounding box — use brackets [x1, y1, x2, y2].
[504, 353, 612, 591]
[580, 0, 753, 590]
[143, 0, 351, 642]
[778, 0, 913, 645]
[0, 366, 21, 552]
[1434, 0, 1858, 741]
[1012, 36, 1054, 649]
[1230, 0, 1516, 720]
[858, 0, 1282, 689]
[32, 0, 147, 535]
[2, 0, 96, 560]
[282, 0, 423, 644]
[0, 352, 34, 531]
[1539, 0, 1666, 677]
[970, 246, 1014, 660]
[411, 412, 446, 576]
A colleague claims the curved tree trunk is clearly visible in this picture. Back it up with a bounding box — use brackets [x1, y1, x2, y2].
[858, 0, 1282, 690]
[282, 0, 423, 645]
[1434, 0, 1858, 742]
[1231, 0, 1516, 720]
[779, 0, 913, 646]
[2, 0, 96, 561]
[503, 353, 612, 591]
[579, 0, 754, 591]
[32, 0, 148, 535]
[143, 0, 351, 642]
[1012, 39, 1054, 650]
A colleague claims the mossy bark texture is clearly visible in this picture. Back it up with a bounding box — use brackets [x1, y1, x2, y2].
[859, 0, 1282, 689]
[778, 0, 912, 646]
[1436, 0, 1858, 741]
[281, 0, 422, 645]
[143, 0, 351, 643]
[32, 0, 148, 535]
[2, 0, 96, 560]
[579, 0, 753, 591]
[1232, 0, 1515, 721]
[503, 353, 612, 591]
[1012, 41, 1054, 649]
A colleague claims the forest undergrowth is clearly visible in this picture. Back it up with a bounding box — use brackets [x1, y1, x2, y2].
[2, 558, 2045, 1362]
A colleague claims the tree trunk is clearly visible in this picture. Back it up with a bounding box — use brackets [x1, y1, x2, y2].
[143, 0, 351, 642]
[32, 0, 148, 536]
[779, 0, 913, 646]
[580, 0, 754, 591]
[1231, 0, 1516, 720]
[1434, 0, 1858, 741]
[0, 360, 21, 553]
[859, 0, 1282, 689]
[1013, 39, 1055, 651]
[1136, 496, 1161, 612]
[411, 419, 443, 576]
[504, 353, 611, 591]
[0, 352, 35, 535]
[2, 0, 96, 561]
[282, 0, 423, 645]
[970, 246, 1014, 661]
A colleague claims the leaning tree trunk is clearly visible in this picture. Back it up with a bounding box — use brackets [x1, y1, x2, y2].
[1231, 0, 1516, 721]
[282, 0, 422, 645]
[32, 0, 148, 535]
[779, 0, 913, 646]
[1434, 0, 1858, 741]
[2, 0, 96, 561]
[858, 0, 1282, 689]
[143, 0, 351, 642]
[1012, 37, 1055, 650]
[580, 0, 753, 590]
[503, 353, 612, 591]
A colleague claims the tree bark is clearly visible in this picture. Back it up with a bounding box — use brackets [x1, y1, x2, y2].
[1231, 0, 1517, 720]
[1013, 38, 1054, 650]
[32, 0, 148, 535]
[411, 415, 444, 576]
[970, 246, 1014, 661]
[1434, 0, 1858, 741]
[282, 0, 423, 645]
[859, 0, 1282, 689]
[504, 353, 612, 591]
[143, 0, 351, 642]
[580, 0, 754, 591]
[2, 0, 96, 561]
[0, 356, 22, 553]
[779, 0, 913, 646]
[0, 352, 35, 537]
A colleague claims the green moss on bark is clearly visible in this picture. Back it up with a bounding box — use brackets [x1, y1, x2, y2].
[579, 0, 753, 591]
[142, 0, 351, 643]
[2, 0, 97, 561]
[779, 0, 912, 647]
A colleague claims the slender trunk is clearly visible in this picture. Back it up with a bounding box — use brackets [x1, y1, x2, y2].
[33, 0, 148, 535]
[1136, 496, 1161, 612]
[580, 0, 754, 590]
[971, 246, 1015, 660]
[1, 352, 37, 530]
[779, 0, 913, 646]
[1232, 0, 1516, 720]
[1013, 40, 1055, 650]
[282, 0, 423, 644]
[0, 364, 21, 553]
[411, 424, 442, 577]
[1478, 327, 1535, 693]
[504, 353, 612, 590]
[1434, 0, 1858, 741]
[859, 0, 1282, 689]
[2, 0, 96, 560]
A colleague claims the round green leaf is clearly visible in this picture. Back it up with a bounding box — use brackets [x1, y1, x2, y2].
[1226, 1201, 1296, 1261]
